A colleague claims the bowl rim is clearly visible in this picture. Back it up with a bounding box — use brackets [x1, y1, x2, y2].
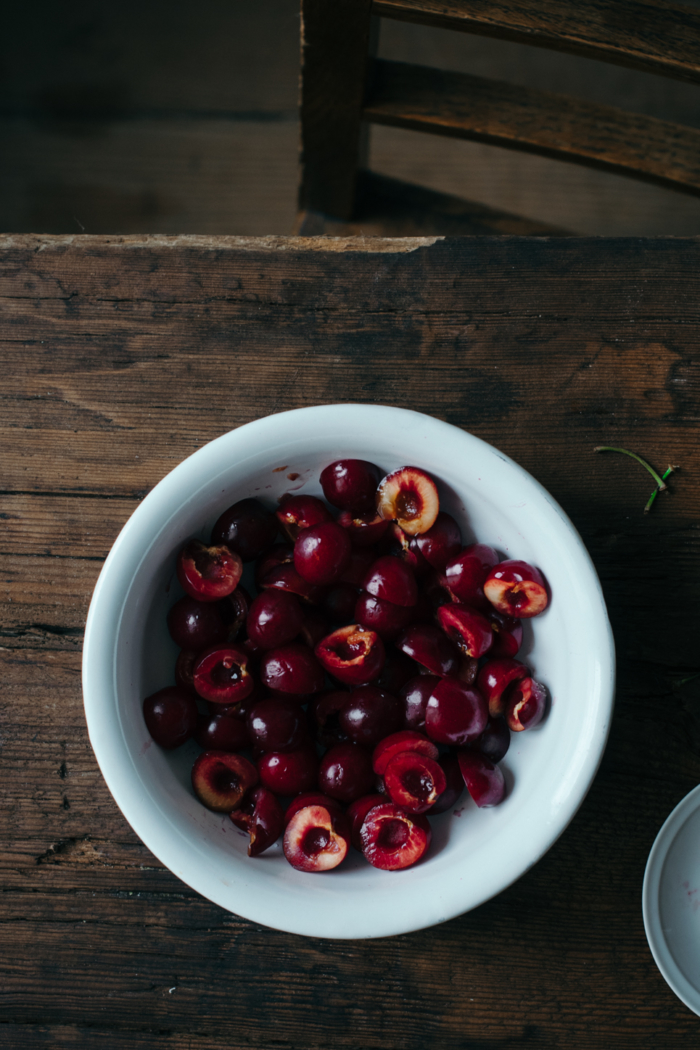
[83, 403, 616, 938]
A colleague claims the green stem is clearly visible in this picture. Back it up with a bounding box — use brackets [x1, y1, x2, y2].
[644, 465, 678, 515]
[594, 446, 668, 490]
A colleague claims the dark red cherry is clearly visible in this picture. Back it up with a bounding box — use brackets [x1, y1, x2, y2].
[411, 511, 461, 571]
[246, 590, 304, 650]
[399, 674, 441, 732]
[294, 521, 352, 585]
[257, 746, 319, 795]
[484, 560, 549, 618]
[260, 644, 325, 695]
[318, 742, 375, 803]
[315, 625, 385, 686]
[437, 604, 493, 658]
[383, 751, 446, 814]
[395, 624, 460, 677]
[458, 751, 506, 808]
[354, 591, 413, 641]
[230, 786, 284, 856]
[320, 459, 383, 513]
[443, 544, 499, 609]
[337, 510, 390, 547]
[194, 711, 251, 752]
[211, 498, 278, 562]
[430, 753, 465, 814]
[143, 687, 198, 749]
[338, 685, 403, 748]
[246, 697, 308, 752]
[276, 495, 332, 542]
[363, 555, 417, 608]
[193, 644, 254, 705]
[425, 677, 488, 746]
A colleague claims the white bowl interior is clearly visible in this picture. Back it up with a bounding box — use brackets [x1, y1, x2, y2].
[83, 404, 615, 938]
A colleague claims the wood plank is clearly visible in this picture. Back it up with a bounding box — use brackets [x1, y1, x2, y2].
[372, 0, 700, 84]
[0, 494, 137, 559]
[364, 59, 700, 195]
[299, 0, 375, 218]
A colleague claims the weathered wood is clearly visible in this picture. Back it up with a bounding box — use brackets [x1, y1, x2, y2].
[364, 59, 700, 195]
[299, 0, 376, 218]
[372, 0, 700, 84]
[3, 236, 700, 1047]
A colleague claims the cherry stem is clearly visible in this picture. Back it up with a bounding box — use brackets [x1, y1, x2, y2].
[644, 465, 679, 515]
[594, 446, 668, 491]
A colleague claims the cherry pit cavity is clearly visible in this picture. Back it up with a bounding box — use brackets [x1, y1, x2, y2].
[143, 461, 550, 873]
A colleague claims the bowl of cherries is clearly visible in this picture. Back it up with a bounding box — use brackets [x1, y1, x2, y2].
[83, 404, 614, 939]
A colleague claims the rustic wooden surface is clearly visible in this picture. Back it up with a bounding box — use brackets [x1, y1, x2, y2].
[365, 58, 700, 194]
[2, 233, 700, 1048]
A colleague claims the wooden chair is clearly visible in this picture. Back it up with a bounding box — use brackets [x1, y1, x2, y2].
[296, 0, 700, 236]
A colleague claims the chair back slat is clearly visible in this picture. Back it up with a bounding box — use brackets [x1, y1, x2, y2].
[364, 59, 700, 195]
[372, 0, 700, 84]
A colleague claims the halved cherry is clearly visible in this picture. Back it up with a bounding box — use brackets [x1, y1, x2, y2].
[259, 563, 327, 605]
[443, 544, 499, 609]
[486, 609, 523, 658]
[283, 804, 350, 872]
[437, 604, 493, 658]
[230, 786, 284, 856]
[476, 658, 529, 718]
[376, 467, 440, 536]
[191, 751, 258, 812]
[483, 560, 549, 618]
[276, 495, 332, 542]
[347, 793, 387, 850]
[458, 751, 506, 808]
[383, 751, 446, 814]
[425, 677, 488, 746]
[193, 644, 254, 705]
[372, 729, 438, 775]
[505, 676, 548, 731]
[360, 803, 432, 870]
[315, 625, 385, 685]
[395, 624, 459, 677]
[177, 539, 243, 602]
[284, 792, 344, 825]
[411, 511, 461, 571]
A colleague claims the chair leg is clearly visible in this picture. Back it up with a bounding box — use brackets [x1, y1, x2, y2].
[299, 0, 376, 220]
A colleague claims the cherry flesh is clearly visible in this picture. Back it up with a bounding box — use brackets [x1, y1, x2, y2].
[384, 751, 446, 813]
[505, 676, 547, 731]
[476, 658, 530, 718]
[212, 497, 279, 562]
[283, 804, 350, 872]
[176, 539, 243, 603]
[320, 459, 383, 513]
[376, 467, 440, 536]
[230, 786, 284, 856]
[315, 625, 385, 686]
[437, 604, 494, 658]
[276, 495, 332, 541]
[143, 687, 198, 749]
[284, 792, 344, 825]
[193, 644, 254, 705]
[360, 803, 432, 870]
[191, 751, 258, 812]
[483, 560, 549, 618]
[372, 729, 438, 775]
[347, 794, 388, 850]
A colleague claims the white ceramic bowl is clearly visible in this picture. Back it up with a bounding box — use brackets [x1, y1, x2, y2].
[83, 404, 615, 939]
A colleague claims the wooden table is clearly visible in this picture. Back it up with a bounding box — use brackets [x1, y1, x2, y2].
[2, 233, 700, 1049]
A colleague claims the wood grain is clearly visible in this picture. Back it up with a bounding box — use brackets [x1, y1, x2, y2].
[373, 0, 700, 83]
[2, 235, 700, 1047]
[364, 59, 700, 194]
